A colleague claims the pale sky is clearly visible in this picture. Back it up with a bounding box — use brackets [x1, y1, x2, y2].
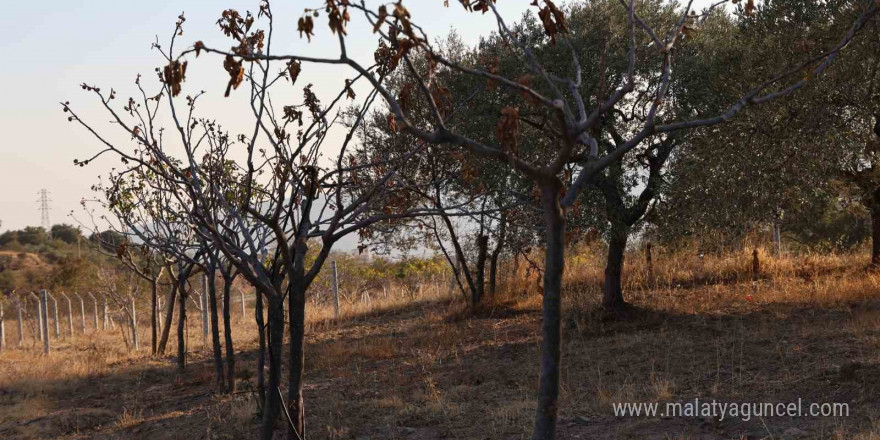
[0, 0, 716, 233]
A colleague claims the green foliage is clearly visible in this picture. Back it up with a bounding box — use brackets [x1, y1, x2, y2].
[51, 224, 83, 245]
[17, 226, 49, 246]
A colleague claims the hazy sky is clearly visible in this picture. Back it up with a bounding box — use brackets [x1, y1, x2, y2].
[0, 0, 716, 233]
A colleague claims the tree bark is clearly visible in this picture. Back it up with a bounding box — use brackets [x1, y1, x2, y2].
[207, 271, 225, 393]
[602, 223, 629, 310]
[222, 275, 236, 393]
[474, 234, 489, 306]
[532, 184, 565, 440]
[255, 287, 266, 413]
[287, 239, 308, 440]
[261, 295, 284, 440]
[157, 283, 177, 355]
[287, 281, 306, 439]
[177, 274, 188, 371]
[489, 213, 507, 296]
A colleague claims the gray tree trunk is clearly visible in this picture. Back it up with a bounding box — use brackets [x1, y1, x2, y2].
[207, 271, 225, 392]
[177, 275, 188, 371]
[255, 287, 266, 411]
[157, 283, 178, 355]
[261, 295, 284, 440]
[222, 277, 236, 393]
[602, 224, 630, 310]
[532, 185, 565, 440]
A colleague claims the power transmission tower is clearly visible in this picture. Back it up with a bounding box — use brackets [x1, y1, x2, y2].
[37, 189, 52, 234]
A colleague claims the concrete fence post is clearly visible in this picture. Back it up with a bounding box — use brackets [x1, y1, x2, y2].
[157, 297, 164, 332]
[17, 301, 24, 347]
[0, 303, 5, 351]
[331, 260, 340, 319]
[102, 295, 109, 330]
[40, 290, 50, 355]
[74, 293, 86, 333]
[88, 293, 99, 330]
[47, 293, 60, 338]
[240, 289, 246, 319]
[60, 293, 73, 336]
[30, 292, 43, 342]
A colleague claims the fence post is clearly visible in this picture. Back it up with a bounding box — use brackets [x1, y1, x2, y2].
[331, 260, 340, 319]
[40, 290, 50, 355]
[30, 292, 43, 342]
[201, 275, 209, 348]
[48, 293, 60, 338]
[60, 293, 73, 336]
[131, 297, 138, 351]
[157, 297, 164, 332]
[240, 289, 246, 319]
[74, 293, 86, 333]
[102, 295, 109, 330]
[17, 301, 24, 347]
[88, 293, 99, 331]
[0, 303, 5, 351]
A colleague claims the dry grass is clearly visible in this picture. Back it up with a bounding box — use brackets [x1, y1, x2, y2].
[1, 247, 879, 439]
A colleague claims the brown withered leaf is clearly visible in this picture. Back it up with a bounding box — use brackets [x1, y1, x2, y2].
[375, 40, 397, 76]
[430, 84, 453, 119]
[163, 60, 187, 97]
[298, 15, 315, 41]
[458, 0, 495, 13]
[496, 106, 520, 154]
[387, 113, 399, 133]
[223, 55, 244, 97]
[326, 0, 351, 36]
[533, 0, 569, 44]
[517, 75, 537, 103]
[373, 5, 388, 33]
[287, 60, 302, 85]
[345, 79, 356, 100]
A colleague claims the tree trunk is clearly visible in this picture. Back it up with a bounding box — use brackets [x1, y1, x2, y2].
[287, 281, 306, 439]
[207, 271, 225, 393]
[222, 276, 236, 393]
[177, 275, 188, 371]
[261, 295, 284, 440]
[157, 283, 177, 355]
[489, 213, 507, 296]
[287, 239, 308, 439]
[531, 184, 565, 440]
[151, 280, 158, 355]
[602, 223, 629, 310]
[872, 205, 880, 266]
[474, 235, 489, 306]
[255, 287, 266, 412]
